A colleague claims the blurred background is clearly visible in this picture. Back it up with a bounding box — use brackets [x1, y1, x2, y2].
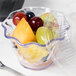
[23, 0, 76, 15]
[0, 0, 76, 20]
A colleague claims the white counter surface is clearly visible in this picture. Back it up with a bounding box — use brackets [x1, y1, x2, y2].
[0, 0, 76, 76]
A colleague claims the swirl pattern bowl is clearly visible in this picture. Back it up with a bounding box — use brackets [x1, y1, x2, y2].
[2, 7, 70, 70]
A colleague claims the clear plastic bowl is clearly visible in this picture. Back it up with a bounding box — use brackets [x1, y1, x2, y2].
[1, 7, 70, 70]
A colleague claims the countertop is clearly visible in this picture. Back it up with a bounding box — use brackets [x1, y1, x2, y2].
[0, 0, 76, 76]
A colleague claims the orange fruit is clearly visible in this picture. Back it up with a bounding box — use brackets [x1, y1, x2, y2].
[12, 18, 36, 44]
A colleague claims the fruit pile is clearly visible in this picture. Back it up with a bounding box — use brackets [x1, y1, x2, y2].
[12, 11, 59, 45]
[12, 11, 59, 63]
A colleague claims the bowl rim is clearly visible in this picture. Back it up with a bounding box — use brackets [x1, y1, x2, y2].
[1, 7, 70, 47]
